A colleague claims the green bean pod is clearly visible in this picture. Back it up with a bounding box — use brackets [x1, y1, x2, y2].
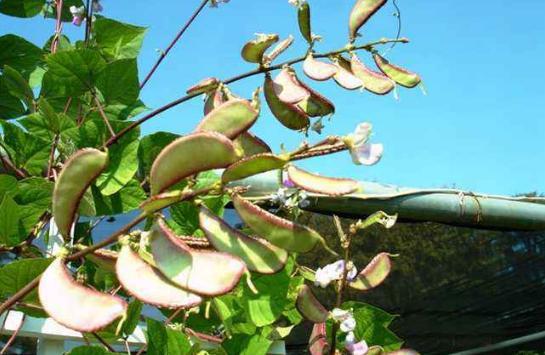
[149, 132, 238, 195]
[241, 33, 279, 64]
[264, 74, 310, 131]
[199, 207, 288, 274]
[349, 252, 393, 291]
[286, 165, 360, 196]
[233, 131, 272, 157]
[295, 79, 335, 117]
[204, 87, 228, 115]
[222, 153, 288, 183]
[296, 284, 329, 323]
[367, 346, 386, 355]
[232, 194, 333, 254]
[186, 77, 220, 95]
[351, 53, 395, 95]
[52, 148, 108, 239]
[298, 2, 312, 44]
[150, 219, 246, 296]
[348, 0, 388, 41]
[373, 53, 421, 88]
[116, 243, 203, 308]
[195, 99, 259, 139]
[39, 258, 127, 332]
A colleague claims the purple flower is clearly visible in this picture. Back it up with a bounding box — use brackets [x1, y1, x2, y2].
[345, 332, 369, 355]
[282, 176, 295, 188]
[70, 6, 85, 27]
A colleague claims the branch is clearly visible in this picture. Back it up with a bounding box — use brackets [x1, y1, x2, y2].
[140, 0, 210, 89]
[105, 37, 408, 147]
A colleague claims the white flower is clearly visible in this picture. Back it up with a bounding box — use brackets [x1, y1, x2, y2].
[70, 6, 85, 26]
[288, 0, 305, 7]
[269, 188, 288, 205]
[345, 332, 369, 355]
[330, 308, 356, 333]
[314, 260, 357, 288]
[344, 122, 383, 166]
[298, 191, 310, 208]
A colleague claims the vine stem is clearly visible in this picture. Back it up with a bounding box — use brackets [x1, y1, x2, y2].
[139, 0, 210, 89]
[92, 332, 116, 352]
[105, 37, 408, 148]
[0, 187, 213, 317]
[50, 0, 63, 53]
[330, 216, 353, 355]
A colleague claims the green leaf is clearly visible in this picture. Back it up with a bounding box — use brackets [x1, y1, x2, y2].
[12, 177, 53, 234]
[2, 65, 34, 109]
[1, 121, 50, 175]
[121, 300, 143, 337]
[0, 174, 17, 200]
[67, 345, 114, 355]
[340, 301, 404, 352]
[100, 101, 148, 121]
[169, 201, 200, 235]
[146, 318, 191, 355]
[44, 48, 107, 96]
[96, 58, 140, 105]
[92, 179, 146, 216]
[94, 17, 147, 60]
[20, 111, 75, 140]
[0, 0, 44, 18]
[0, 34, 43, 76]
[0, 77, 26, 119]
[240, 267, 292, 327]
[0, 195, 25, 246]
[0, 258, 52, 306]
[43, 34, 73, 53]
[137, 131, 179, 176]
[42, 0, 84, 22]
[223, 334, 272, 355]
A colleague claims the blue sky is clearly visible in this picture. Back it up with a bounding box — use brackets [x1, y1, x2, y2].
[2, 0, 544, 195]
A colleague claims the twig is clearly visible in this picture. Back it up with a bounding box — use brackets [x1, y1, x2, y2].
[93, 95, 116, 138]
[92, 331, 116, 352]
[0, 313, 25, 355]
[50, 0, 64, 53]
[105, 37, 408, 147]
[140, 0, 210, 89]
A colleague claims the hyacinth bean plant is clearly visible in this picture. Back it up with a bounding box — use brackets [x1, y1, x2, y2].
[0, 0, 425, 353]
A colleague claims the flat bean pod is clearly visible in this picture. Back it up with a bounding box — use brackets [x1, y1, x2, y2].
[295, 79, 335, 117]
[296, 284, 329, 323]
[348, 0, 388, 41]
[241, 33, 279, 64]
[186, 77, 220, 95]
[303, 53, 337, 81]
[349, 252, 393, 291]
[116, 244, 203, 308]
[309, 323, 330, 355]
[39, 258, 127, 332]
[287, 165, 360, 196]
[150, 132, 238, 195]
[199, 207, 288, 274]
[222, 153, 288, 183]
[52, 148, 108, 239]
[373, 53, 421, 88]
[232, 194, 332, 254]
[264, 74, 310, 131]
[195, 99, 259, 139]
[233, 131, 272, 157]
[272, 67, 310, 104]
[351, 53, 395, 95]
[298, 2, 312, 44]
[150, 219, 246, 296]
[332, 55, 363, 90]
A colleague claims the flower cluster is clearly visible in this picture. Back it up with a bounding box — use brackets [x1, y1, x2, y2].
[344, 122, 384, 166]
[331, 308, 369, 355]
[314, 260, 357, 288]
[70, 1, 102, 27]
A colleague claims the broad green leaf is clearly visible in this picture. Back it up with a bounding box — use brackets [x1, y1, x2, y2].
[137, 131, 179, 176]
[223, 334, 272, 355]
[121, 300, 143, 337]
[0, 77, 26, 119]
[0, 195, 25, 246]
[0, 174, 17, 200]
[96, 58, 140, 105]
[0, 34, 43, 76]
[1, 121, 50, 175]
[20, 112, 75, 139]
[44, 48, 107, 96]
[68, 345, 114, 355]
[0, 0, 44, 18]
[0, 258, 52, 306]
[92, 179, 146, 216]
[2, 65, 34, 109]
[94, 17, 147, 59]
[28, 66, 46, 88]
[240, 266, 292, 327]
[340, 301, 404, 352]
[169, 201, 200, 235]
[146, 318, 191, 355]
[282, 275, 304, 325]
[13, 177, 53, 234]
[101, 101, 148, 121]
